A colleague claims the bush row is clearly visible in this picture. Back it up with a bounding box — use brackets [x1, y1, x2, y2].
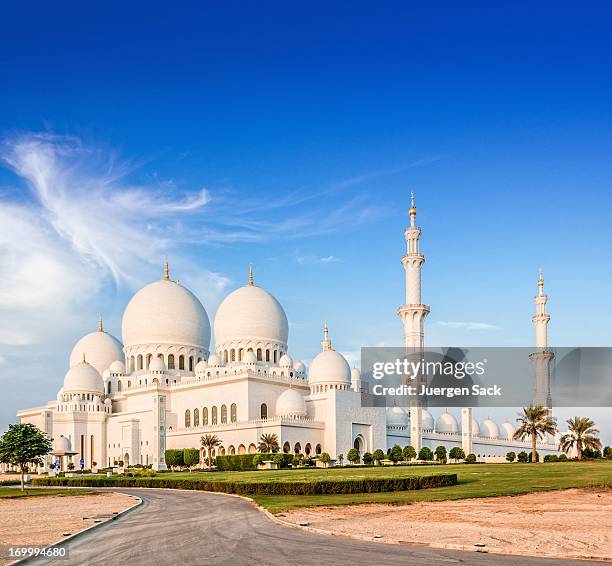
[215, 453, 294, 471]
[33, 473, 457, 495]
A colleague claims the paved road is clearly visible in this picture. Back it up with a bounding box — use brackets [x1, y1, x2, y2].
[26, 489, 598, 566]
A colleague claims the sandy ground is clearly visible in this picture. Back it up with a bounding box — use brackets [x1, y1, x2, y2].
[0, 492, 135, 564]
[282, 489, 612, 561]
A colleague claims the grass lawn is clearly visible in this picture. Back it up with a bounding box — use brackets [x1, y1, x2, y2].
[0, 488, 96, 499]
[245, 461, 612, 512]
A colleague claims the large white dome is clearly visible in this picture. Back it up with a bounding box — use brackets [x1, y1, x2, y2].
[214, 284, 288, 346]
[499, 420, 516, 440]
[308, 349, 351, 386]
[275, 388, 307, 418]
[63, 361, 104, 394]
[435, 410, 458, 434]
[386, 405, 409, 427]
[480, 417, 500, 439]
[69, 328, 123, 375]
[122, 279, 211, 350]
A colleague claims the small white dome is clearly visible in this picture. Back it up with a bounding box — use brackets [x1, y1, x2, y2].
[480, 417, 499, 439]
[63, 361, 104, 394]
[386, 405, 409, 427]
[308, 349, 351, 386]
[56, 390, 63, 402]
[244, 351, 257, 364]
[214, 284, 288, 346]
[471, 418, 480, 436]
[279, 353, 293, 367]
[53, 435, 72, 452]
[208, 353, 222, 366]
[69, 329, 123, 375]
[499, 420, 515, 440]
[92, 395, 101, 404]
[294, 361, 306, 374]
[351, 367, 361, 388]
[109, 360, 125, 375]
[122, 279, 211, 351]
[104, 398, 112, 405]
[435, 410, 458, 434]
[149, 357, 166, 372]
[195, 360, 208, 373]
[275, 388, 307, 417]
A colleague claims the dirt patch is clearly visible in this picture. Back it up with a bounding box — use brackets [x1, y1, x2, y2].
[0, 492, 135, 565]
[282, 488, 612, 561]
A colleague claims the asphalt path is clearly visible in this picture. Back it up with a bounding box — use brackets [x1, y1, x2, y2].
[23, 488, 600, 566]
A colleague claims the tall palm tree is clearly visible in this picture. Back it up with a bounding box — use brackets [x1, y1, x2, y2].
[559, 416, 601, 460]
[200, 434, 222, 469]
[258, 433, 280, 453]
[513, 406, 557, 463]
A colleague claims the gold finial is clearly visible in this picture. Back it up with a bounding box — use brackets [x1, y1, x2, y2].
[248, 263, 254, 286]
[321, 321, 332, 351]
[164, 257, 169, 281]
[98, 317, 103, 332]
[82, 352, 87, 364]
[538, 268, 544, 287]
[409, 191, 417, 215]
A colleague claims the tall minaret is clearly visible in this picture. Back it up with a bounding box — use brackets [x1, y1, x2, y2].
[397, 193, 430, 452]
[530, 270, 554, 409]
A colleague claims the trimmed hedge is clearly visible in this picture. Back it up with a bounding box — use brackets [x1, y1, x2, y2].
[33, 473, 457, 496]
[215, 453, 293, 471]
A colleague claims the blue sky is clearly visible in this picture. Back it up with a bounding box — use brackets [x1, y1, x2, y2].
[1, 2, 611, 441]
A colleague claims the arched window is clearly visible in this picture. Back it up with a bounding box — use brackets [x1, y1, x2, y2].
[294, 442, 301, 454]
[260, 403, 268, 419]
[283, 442, 291, 453]
[107, 382, 112, 394]
[231, 349, 236, 362]
[179, 355, 185, 370]
[305, 443, 311, 455]
[168, 354, 175, 369]
[203, 407, 208, 425]
[197, 357, 202, 364]
[221, 405, 227, 424]
[130, 356, 135, 372]
[316, 444, 322, 455]
[157, 353, 163, 360]
[238, 348, 244, 361]
[211, 406, 218, 425]
[185, 410, 191, 428]
[266, 349, 270, 362]
[146, 354, 152, 369]
[193, 408, 199, 427]
[189, 356, 194, 371]
[117, 380, 122, 391]
[223, 350, 228, 363]
[137, 354, 143, 370]
[273, 350, 277, 364]
[230, 403, 237, 423]
[256, 348, 262, 361]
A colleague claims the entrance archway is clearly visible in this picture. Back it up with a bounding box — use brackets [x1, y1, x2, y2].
[353, 435, 364, 453]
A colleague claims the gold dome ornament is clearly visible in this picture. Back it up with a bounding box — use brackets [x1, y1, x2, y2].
[164, 257, 170, 281]
[409, 191, 417, 216]
[538, 268, 544, 288]
[98, 317, 103, 332]
[248, 263, 254, 286]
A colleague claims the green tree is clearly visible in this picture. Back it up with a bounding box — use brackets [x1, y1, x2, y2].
[257, 433, 280, 454]
[362, 452, 373, 465]
[372, 449, 385, 464]
[517, 451, 529, 462]
[389, 444, 403, 463]
[273, 452, 285, 465]
[449, 447, 465, 462]
[337, 453, 344, 465]
[604, 446, 612, 458]
[253, 454, 264, 466]
[465, 453, 477, 464]
[505, 451, 516, 462]
[0, 423, 52, 491]
[347, 448, 360, 464]
[319, 452, 331, 467]
[559, 416, 601, 461]
[183, 448, 200, 468]
[402, 445, 416, 461]
[418, 447, 434, 461]
[164, 449, 184, 469]
[200, 434, 222, 468]
[513, 406, 557, 464]
[434, 445, 447, 463]
[558, 453, 568, 461]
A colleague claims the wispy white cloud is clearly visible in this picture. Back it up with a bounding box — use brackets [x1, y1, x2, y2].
[295, 253, 341, 265]
[436, 321, 501, 331]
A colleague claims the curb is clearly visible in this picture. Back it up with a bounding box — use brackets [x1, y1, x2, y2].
[9, 492, 144, 565]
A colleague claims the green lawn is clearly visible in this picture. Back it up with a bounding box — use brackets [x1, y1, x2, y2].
[246, 461, 612, 512]
[0, 488, 96, 499]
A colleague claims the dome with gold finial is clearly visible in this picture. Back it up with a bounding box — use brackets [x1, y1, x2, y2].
[69, 319, 124, 375]
[308, 323, 351, 388]
[63, 356, 104, 394]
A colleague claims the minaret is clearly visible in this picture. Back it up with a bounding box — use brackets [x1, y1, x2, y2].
[396, 193, 430, 453]
[530, 270, 554, 409]
[321, 321, 332, 351]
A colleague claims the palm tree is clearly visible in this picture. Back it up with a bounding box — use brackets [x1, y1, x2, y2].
[513, 406, 557, 463]
[200, 434, 222, 469]
[258, 433, 280, 453]
[559, 416, 601, 460]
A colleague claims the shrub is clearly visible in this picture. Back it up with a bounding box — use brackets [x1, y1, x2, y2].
[337, 454, 344, 465]
[517, 451, 529, 463]
[604, 446, 612, 458]
[582, 448, 602, 459]
[434, 446, 447, 463]
[465, 453, 477, 464]
[67, 462, 75, 471]
[449, 447, 464, 462]
[252, 454, 263, 466]
[184, 448, 200, 468]
[319, 453, 331, 465]
[402, 445, 416, 461]
[362, 452, 373, 465]
[543, 454, 558, 462]
[165, 449, 184, 469]
[272, 453, 285, 465]
[528, 451, 540, 463]
[418, 447, 434, 461]
[33, 473, 458, 495]
[558, 453, 568, 461]
[389, 444, 403, 463]
[505, 451, 516, 462]
[347, 448, 360, 464]
[372, 449, 385, 464]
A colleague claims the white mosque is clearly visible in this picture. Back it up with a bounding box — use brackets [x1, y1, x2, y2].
[17, 196, 560, 470]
